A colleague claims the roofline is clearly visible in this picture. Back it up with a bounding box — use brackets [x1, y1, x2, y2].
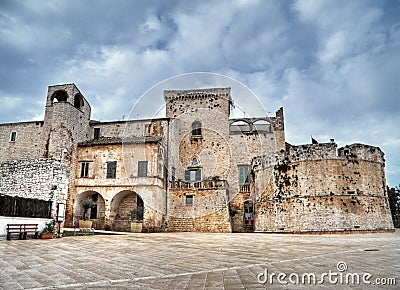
[89, 117, 169, 125]
[0, 120, 44, 126]
[78, 136, 163, 147]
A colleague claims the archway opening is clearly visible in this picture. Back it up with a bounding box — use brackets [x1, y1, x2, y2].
[74, 191, 105, 229]
[110, 190, 144, 232]
[230, 120, 250, 134]
[51, 90, 68, 103]
[253, 119, 271, 133]
[244, 200, 254, 232]
[74, 93, 84, 109]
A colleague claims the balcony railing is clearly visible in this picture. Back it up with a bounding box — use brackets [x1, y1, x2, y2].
[169, 179, 227, 189]
[240, 184, 250, 192]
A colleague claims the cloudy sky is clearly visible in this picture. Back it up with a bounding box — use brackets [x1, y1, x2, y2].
[0, 0, 399, 186]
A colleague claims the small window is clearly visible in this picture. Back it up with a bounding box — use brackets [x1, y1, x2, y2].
[94, 128, 100, 140]
[186, 195, 193, 206]
[138, 161, 148, 177]
[192, 121, 201, 136]
[185, 169, 201, 181]
[144, 124, 151, 136]
[238, 165, 250, 185]
[74, 94, 84, 109]
[171, 167, 176, 183]
[106, 161, 117, 178]
[80, 162, 90, 178]
[10, 132, 17, 142]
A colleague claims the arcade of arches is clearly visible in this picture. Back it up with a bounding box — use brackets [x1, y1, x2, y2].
[74, 190, 144, 232]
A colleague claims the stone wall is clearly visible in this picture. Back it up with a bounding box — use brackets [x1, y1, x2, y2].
[253, 143, 394, 232]
[168, 187, 231, 232]
[90, 119, 169, 140]
[164, 87, 231, 118]
[0, 158, 69, 219]
[0, 121, 46, 162]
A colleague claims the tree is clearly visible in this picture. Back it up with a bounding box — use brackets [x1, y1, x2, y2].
[81, 198, 95, 221]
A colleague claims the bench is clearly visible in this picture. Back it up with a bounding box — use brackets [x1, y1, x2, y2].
[6, 224, 39, 240]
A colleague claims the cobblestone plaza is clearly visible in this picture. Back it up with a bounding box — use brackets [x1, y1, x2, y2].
[0, 231, 398, 289]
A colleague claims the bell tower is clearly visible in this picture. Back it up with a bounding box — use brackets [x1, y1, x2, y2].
[43, 83, 91, 159]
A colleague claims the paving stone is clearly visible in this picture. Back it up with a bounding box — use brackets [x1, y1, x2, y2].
[0, 232, 398, 289]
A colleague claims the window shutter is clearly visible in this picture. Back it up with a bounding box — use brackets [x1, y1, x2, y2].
[138, 161, 148, 177]
[185, 170, 190, 181]
[94, 128, 100, 139]
[195, 169, 201, 181]
[107, 161, 117, 178]
[238, 165, 250, 185]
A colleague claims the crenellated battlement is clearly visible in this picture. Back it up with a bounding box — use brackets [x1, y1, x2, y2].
[253, 141, 385, 172]
[338, 143, 385, 164]
[164, 87, 232, 118]
[163, 87, 231, 102]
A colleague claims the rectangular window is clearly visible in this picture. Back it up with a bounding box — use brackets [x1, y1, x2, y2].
[144, 124, 151, 136]
[94, 128, 100, 139]
[185, 169, 201, 181]
[171, 167, 176, 183]
[238, 165, 250, 185]
[138, 161, 148, 177]
[106, 161, 117, 178]
[10, 132, 16, 142]
[185, 195, 193, 206]
[80, 162, 90, 178]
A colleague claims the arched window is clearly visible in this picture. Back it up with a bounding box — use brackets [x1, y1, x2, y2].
[253, 120, 271, 133]
[229, 120, 250, 134]
[74, 93, 84, 109]
[51, 90, 68, 103]
[192, 121, 202, 136]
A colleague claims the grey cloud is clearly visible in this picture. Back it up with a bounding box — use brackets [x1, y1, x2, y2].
[0, 0, 399, 185]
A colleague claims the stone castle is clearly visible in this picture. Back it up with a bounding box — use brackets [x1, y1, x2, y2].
[0, 83, 394, 233]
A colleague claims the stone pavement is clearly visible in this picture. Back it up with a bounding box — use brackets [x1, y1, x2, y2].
[0, 231, 398, 289]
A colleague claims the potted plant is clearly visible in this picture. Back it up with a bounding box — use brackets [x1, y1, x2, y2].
[80, 198, 95, 228]
[129, 206, 144, 233]
[41, 220, 55, 239]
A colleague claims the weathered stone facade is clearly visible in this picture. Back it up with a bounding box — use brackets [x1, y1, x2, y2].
[253, 143, 393, 232]
[0, 158, 69, 236]
[0, 83, 394, 233]
[0, 158, 68, 209]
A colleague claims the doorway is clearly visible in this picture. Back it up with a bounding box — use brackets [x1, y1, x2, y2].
[244, 200, 254, 232]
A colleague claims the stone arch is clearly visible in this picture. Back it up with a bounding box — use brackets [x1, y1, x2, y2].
[73, 190, 106, 229]
[51, 90, 68, 104]
[253, 119, 271, 133]
[229, 119, 251, 134]
[74, 93, 84, 109]
[110, 190, 144, 232]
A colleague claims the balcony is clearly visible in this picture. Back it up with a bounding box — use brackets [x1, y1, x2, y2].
[169, 179, 227, 189]
[239, 184, 250, 192]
